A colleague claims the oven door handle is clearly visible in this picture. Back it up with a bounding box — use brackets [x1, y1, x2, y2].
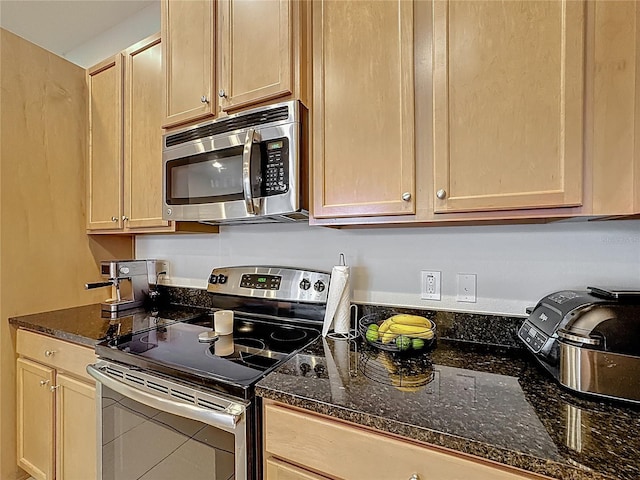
[242, 128, 259, 215]
[86, 364, 243, 432]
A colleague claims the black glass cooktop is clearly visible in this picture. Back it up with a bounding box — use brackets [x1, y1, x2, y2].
[96, 315, 321, 398]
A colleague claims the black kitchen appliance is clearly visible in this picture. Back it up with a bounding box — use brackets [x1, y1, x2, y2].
[88, 266, 330, 480]
[518, 287, 640, 404]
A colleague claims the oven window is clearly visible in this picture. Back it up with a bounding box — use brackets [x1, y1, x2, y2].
[101, 385, 235, 479]
[167, 146, 244, 205]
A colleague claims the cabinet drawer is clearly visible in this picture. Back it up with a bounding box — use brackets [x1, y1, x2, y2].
[265, 457, 330, 480]
[264, 403, 546, 480]
[17, 329, 97, 382]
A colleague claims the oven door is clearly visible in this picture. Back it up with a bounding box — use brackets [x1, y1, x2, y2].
[87, 361, 249, 480]
[163, 122, 300, 222]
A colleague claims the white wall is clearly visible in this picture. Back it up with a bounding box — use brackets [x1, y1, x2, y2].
[136, 220, 640, 316]
[63, 2, 160, 67]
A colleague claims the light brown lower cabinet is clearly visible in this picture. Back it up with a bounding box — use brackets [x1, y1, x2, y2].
[263, 402, 550, 480]
[16, 330, 97, 480]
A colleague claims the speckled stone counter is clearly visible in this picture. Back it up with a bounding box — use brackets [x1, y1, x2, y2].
[9, 303, 208, 346]
[256, 337, 640, 480]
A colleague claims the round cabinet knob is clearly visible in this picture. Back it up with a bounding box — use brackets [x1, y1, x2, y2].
[111, 216, 118, 222]
[49, 385, 59, 392]
[122, 216, 129, 221]
[409, 475, 420, 480]
[402, 192, 412, 202]
[44, 350, 55, 357]
[299, 279, 311, 291]
[200, 95, 209, 104]
[436, 189, 447, 200]
[314, 280, 326, 292]
[39, 380, 50, 387]
[218, 89, 227, 98]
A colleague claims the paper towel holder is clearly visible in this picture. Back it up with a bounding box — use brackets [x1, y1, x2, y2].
[327, 304, 358, 341]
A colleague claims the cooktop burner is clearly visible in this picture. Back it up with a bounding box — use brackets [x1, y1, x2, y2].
[96, 315, 321, 398]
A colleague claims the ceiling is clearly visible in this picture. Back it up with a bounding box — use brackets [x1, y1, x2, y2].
[0, 0, 155, 57]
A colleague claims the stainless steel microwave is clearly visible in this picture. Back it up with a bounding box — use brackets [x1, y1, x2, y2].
[162, 100, 308, 224]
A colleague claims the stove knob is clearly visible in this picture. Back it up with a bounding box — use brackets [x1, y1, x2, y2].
[314, 280, 325, 292]
[209, 274, 218, 284]
[300, 363, 311, 376]
[218, 274, 228, 284]
[313, 364, 326, 376]
[299, 279, 311, 290]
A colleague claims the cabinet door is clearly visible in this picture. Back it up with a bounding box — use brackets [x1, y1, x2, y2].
[56, 373, 97, 480]
[265, 403, 544, 480]
[16, 358, 55, 480]
[123, 34, 169, 230]
[265, 456, 329, 480]
[218, 0, 292, 112]
[432, 0, 585, 213]
[162, 0, 215, 127]
[312, 0, 415, 218]
[87, 55, 123, 230]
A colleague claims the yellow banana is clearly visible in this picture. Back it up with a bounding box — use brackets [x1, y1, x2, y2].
[388, 323, 434, 340]
[386, 314, 431, 327]
[378, 319, 392, 334]
[381, 331, 399, 344]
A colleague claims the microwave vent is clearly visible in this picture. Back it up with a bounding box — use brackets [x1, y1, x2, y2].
[165, 106, 290, 148]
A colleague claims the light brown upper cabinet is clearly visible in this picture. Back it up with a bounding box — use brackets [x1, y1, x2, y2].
[162, 0, 308, 128]
[310, 0, 640, 226]
[88, 34, 217, 234]
[311, 0, 416, 218]
[589, 0, 640, 215]
[218, 0, 292, 112]
[161, 0, 216, 128]
[87, 56, 123, 230]
[432, 0, 585, 213]
[123, 35, 168, 230]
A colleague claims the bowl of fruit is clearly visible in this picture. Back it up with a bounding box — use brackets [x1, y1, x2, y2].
[359, 313, 436, 353]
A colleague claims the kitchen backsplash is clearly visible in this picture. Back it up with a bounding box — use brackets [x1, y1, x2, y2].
[164, 285, 524, 349]
[139, 220, 640, 316]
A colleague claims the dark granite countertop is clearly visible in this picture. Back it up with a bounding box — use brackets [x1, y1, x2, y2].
[256, 337, 640, 480]
[9, 303, 209, 347]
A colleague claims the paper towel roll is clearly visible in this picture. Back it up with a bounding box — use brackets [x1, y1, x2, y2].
[322, 264, 351, 336]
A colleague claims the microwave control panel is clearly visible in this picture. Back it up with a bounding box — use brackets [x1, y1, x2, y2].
[262, 138, 289, 196]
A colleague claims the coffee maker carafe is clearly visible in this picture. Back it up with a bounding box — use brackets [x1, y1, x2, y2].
[85, 260, 150, 312]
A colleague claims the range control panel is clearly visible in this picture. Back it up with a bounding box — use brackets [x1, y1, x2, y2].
[207, 266, 330, 304]
[240, 274, 282, 290]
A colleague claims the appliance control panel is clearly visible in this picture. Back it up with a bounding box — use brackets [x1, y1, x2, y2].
[262, 138, 289, 196]
[518, 321, 549, 353]
[207, 266, 330, 304]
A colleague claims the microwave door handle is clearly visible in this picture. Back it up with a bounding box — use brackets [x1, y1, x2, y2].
[242, 128, 258, 215]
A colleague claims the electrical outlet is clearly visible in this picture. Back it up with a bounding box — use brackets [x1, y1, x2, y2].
[457, 273, 476, 303]
[421, 271, 441, 300]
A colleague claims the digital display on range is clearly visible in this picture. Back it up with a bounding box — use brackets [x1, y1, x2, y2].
[240, 274, 282, 290]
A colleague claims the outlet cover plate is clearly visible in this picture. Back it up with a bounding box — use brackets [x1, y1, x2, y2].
[421, 271, 441, 300]
[457, 273, 476, 303]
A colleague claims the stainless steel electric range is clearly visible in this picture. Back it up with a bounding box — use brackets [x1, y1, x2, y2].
[88, 266, 330, 480]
